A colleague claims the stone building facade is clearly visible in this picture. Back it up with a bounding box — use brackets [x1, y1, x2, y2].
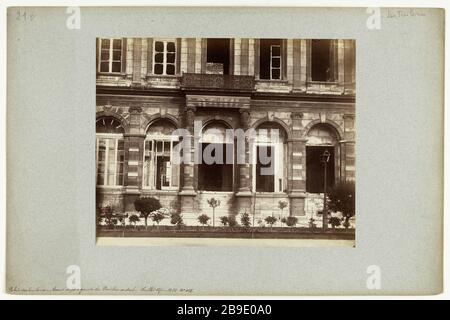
[96, 38, 355, 225]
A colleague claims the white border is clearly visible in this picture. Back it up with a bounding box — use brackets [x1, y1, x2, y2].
[0, 0, 448, 300]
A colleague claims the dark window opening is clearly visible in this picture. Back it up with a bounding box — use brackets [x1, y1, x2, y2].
[259, 39, 282, 80]
[311, 39, 333, 81]
[198, 143, 233, 191]
[206, 39, 231, 75]
[256, 146, 275, 192]
[306, 146, 335, 193]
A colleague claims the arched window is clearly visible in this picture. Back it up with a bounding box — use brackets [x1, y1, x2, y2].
[253, 122, 287, 193]
[306, 123, 339, 193]
[96, 117, 125, 187]
[143, 119, 180, 190]
[198, 121, 234, 191]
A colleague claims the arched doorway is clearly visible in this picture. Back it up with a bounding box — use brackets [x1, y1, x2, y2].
[305, 123, 339, 193]
[253, 122, 288, 193]
[143, 118, 180, 190]
[96, 116, 125, 187]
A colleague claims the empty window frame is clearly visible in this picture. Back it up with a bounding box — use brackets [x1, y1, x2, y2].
[206, 38, 231, 75]
[197, 143, 234, 191]
[259, 39, 282, 80]
[311, 39, 336, 82]
[98, 38, 123, 73]
[305, 146, 335, 193]
[153, 40, 176, 75]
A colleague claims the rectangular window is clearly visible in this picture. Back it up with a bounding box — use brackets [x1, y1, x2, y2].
[259, 39, 282, 80]
[254, 144, 285, 193]
[96, 137, 124, 186]
[311, 39, 335, 81]
[256, 145, 274, 192]
[153, 40, 176, 75]
[143, 139, 179, 189]
[98, 38, 122, 73]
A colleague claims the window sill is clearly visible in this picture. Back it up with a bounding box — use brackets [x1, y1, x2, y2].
[96, 186, 125, 190]
[256, 79, 289, 83]
[198, 190, 234, 194]
[254, 192, 289, 198]
[141, 188, 180, 194]
[97, 72, 126, 77]
[146, 74, 181, 79]
[308, 80, 339, 85]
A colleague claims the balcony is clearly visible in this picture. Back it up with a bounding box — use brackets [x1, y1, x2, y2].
[181, 73, 254, 92]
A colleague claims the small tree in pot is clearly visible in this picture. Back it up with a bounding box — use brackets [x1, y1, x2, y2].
[207, 198, 221, 227]
[240, 212, 251, 230]
[128, 214, 140, 228]
[281, 216, 298, 230]
[134, 197, 162, 229]
[329, 216, 341, 230]
[265, 216, 277, 229]
[219, 216, 229, 227]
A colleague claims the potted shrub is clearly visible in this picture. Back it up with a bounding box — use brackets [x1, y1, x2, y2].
[219, 216, 229, 227]
[128, 214, 140, 228]
[151, 211, 166, 228]
[198, 214, 210, 228]
[329, 216, 341, 230]
[265, 216, 277, 229]
[282, 216, 298, 230]
[240, 212, 251, 230]
[170, 212, 184, 230]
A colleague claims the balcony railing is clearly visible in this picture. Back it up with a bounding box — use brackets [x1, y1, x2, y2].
[181, 73, 255, 92]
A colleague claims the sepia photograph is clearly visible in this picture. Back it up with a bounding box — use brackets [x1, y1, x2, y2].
[5, 3, 445, 298]
[95, 37, 356, 245]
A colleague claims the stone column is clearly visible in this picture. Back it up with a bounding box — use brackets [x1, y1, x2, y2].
[235, 109, 253, 215]
[342, 114, 356, 182]
[123, 106, 145, 211]
[180, 106, 197, 216]
[288, 112, 307, 216]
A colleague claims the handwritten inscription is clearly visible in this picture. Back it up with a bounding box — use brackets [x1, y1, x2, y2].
[15, 9, 36, 22]
[9, 286, 194, 295]
[386, 9, 426, 18]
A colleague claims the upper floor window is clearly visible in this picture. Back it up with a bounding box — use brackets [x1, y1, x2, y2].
[206, 39, 231, 75]
[153, 40, 176, 75]
[311, 39, 336, 82]
[260, 39, 282, 80]
[98, 38, 123, 73]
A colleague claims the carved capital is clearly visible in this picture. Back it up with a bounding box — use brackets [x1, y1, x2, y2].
[291, 112, 303, 120]
[129, 106, 142, 114]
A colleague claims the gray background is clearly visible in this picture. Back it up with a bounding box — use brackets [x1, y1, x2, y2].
[6, 7, 444, 295]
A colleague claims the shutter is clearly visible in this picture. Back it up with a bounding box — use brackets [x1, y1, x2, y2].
[121, 38, 127, 74]
[147, 38, 153, 75]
